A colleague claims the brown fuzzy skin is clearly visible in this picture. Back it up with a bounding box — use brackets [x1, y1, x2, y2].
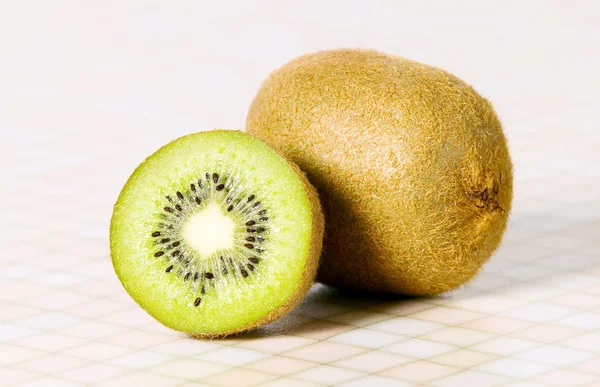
[246, 49, 513, 296]
[193, 153, 324, 339]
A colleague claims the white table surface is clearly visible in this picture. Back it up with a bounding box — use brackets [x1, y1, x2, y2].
[1, 1, 599, 386]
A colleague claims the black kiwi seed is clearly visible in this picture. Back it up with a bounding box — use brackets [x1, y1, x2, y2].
[246, 220, 256, 226]
[195, 197, 201, 205]
[175, 204, 183, 211]
[249, 257, 259, 264]
[257, 228, 266, 233]
[212, 173, 219, 183]
[227, 205, 234, 212]
[154, 251, 164, 257]
[194, 272, 199, 281]
[258, 210, 267, 215]
[184, 272, 191, 281]
[190, 184, 196, 192]
[253, 201, 261, 208]
[198, 179, 204, 189]
[177, 191, 184, 200]
[166, 265, 173, 273]
[241, 268, 249, 278]
[201, 286, 206, 294]
[204, 272, 214, 279]
[166, 196, 173, 202]
[216, 184, 225, 191]
[172, 250, 181, 257]
[248, 264, 255, 271]
[244, 243, 254, 249]
[164, 207, 174, 213]
[172, 241, 180, 247]
[260, 217, 268, 222]
[256, 247, 264, 253]
[246, 236, 256, 242]
[220, 258, 228, 272]
[257, 236, 264, 242]
[194, 297, 201, 307]
[248, 195, 255, 202]
[151, 231, 161, 237]
[247, 228, 256, 233]
[160, 238, 170, 243]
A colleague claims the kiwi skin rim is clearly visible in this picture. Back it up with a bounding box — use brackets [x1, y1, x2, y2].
[109, 130, 324, 339]
[193, 154, 325, 339]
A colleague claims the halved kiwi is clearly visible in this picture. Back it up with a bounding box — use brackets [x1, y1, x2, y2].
[110, 130, 323, 337]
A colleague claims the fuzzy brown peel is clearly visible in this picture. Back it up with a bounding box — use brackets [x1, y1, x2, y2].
[246, 49, 513, 296]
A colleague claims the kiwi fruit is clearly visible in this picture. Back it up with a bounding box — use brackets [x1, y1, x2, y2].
[246, 49, 513, 296]
[110, 130, 324, 337]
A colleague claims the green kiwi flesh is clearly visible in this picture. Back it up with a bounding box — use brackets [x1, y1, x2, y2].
[110, 130, 323, 337]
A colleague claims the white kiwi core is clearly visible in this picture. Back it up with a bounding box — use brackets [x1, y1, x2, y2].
[182, 202, 235, 260]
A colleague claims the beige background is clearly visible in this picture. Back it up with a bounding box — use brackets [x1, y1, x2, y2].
[1, 1, 599, 386]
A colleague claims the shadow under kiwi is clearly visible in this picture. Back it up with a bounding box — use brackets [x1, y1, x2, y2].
[218, 283, 436, 342]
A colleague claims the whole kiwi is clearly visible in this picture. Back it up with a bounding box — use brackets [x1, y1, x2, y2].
[246, 49, 513, 296]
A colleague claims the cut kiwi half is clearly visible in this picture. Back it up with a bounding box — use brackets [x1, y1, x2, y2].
[110, 130, 324, 337]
